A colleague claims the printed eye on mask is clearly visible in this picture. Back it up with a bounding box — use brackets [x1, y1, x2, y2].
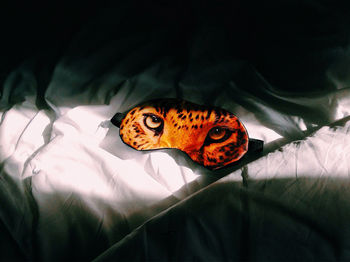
[111, 99, 263, 170]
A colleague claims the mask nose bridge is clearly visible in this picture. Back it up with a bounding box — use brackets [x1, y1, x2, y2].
[158, 121, 180, 149]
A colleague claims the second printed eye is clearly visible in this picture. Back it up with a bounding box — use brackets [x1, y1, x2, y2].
[208, 127, 226, 140]
[206, 126, 232, 144]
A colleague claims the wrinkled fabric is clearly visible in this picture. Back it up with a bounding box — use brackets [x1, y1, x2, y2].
[1, 1, 350, 261]
[95, 121, 350, 261]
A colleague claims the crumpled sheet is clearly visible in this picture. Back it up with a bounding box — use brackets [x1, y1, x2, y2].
[1, 1, 350, 261]
[95, 120, 350, 261]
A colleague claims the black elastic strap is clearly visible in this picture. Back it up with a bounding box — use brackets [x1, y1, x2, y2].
[248, 138, 264, 153]
[111, 112, 126, 128]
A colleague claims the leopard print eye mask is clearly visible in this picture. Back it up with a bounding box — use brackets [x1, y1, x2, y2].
[111, 99, 263, 170]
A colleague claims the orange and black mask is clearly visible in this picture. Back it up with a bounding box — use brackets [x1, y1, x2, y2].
[111, 99, 263, 170]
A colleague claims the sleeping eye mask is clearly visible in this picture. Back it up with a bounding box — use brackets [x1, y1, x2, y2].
[111, 99, 263, 170]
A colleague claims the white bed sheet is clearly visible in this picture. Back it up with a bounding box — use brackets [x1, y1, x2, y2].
[94, 118, 350, 261]
[1, 35, 350, 260]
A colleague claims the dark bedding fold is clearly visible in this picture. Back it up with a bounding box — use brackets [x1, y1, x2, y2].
[94, 117, 350, 261]
[94, 177, 350, 261]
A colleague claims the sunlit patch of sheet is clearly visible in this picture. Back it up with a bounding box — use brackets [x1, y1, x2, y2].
[230, 121, 350, 181]
[0, 105, 38, 161]
[146, 151, 199, 193]
[30, 138, 173, 213]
